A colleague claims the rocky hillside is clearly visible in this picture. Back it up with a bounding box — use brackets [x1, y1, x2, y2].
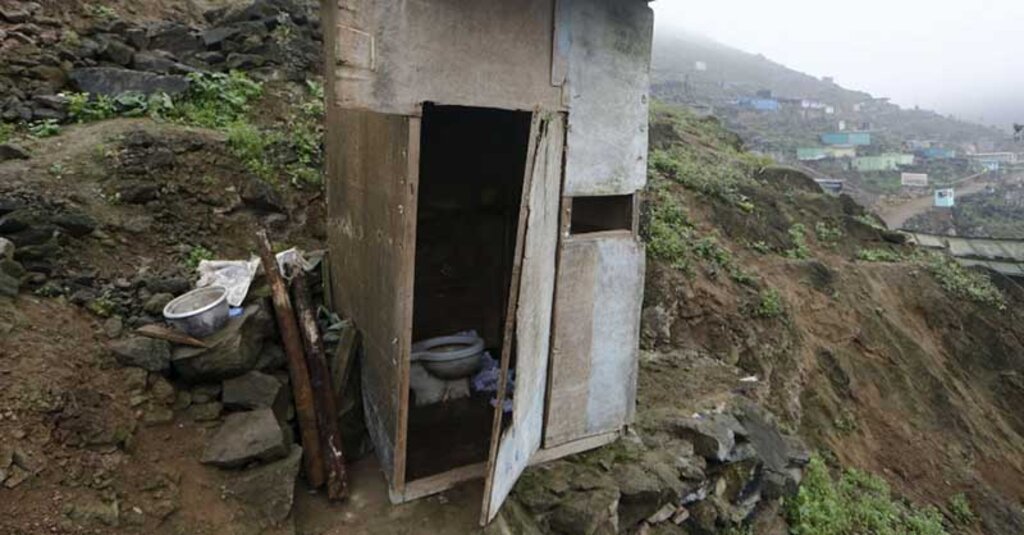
[2, 1, 1024, 534]
[494, 105, 1024, 535]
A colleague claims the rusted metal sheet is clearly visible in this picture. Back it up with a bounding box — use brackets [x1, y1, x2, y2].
[325, 108, 418, 492]
[545, 234, 644, 447]
[332, 0, 564, 115]
[482, 112, 565, 524]
[562, 0, 653, 196]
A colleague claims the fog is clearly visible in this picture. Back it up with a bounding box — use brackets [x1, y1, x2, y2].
[652, 0, 1024, 130]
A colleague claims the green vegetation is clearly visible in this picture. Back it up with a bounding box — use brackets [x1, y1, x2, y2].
[815, 221, 844, 247]
[644, 187, 695, 272]
[786, 223, 810, 259]
[86, 4, 117, 20]
[947, 493, 975, 527]
[28, 119, 60, 138]
[170, 71, 264, 128]
[184, 245, 215, 270]
[924, 253, 1006, 310]
[856, 248, 903, 263]
[855, 214, 888, 231]
[753, 287, 785, 318]
[648, 104, 766, 211]
[788, 457, 948, 535]
[0, 122, 13, 144]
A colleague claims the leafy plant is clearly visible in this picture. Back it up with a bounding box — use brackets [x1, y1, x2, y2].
[184, 245, 215, 270]
[947, 493, 975, 526]
[786, 223, 810, 259]
[643, 187, 694, 272]
[0, 122, 14, 143]
[815, 221, 844, 246]
[67, 92, 117, 123]
[170, 71, 263, 128]
[49, 162, 66, 178]
[856, 248, 902, 263]
[87, 4, 117, 20]
[226, 121, 278, 181]
[28, 119, 60, 138]
[923, 253, 1005, 309]
[788, 457, 949, 535]
[753, 287, 785, 318]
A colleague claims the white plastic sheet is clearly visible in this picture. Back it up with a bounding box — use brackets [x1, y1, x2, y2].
[195, 248, 321, 307]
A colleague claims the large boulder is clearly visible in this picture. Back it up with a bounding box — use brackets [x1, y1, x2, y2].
[672, 413, 746, 462]
[171, 303, 273, 382]
[0, 144, 30, 162]
[223, 370, 286, 412]
[201, 409, 289, 468]
[0, 270, 18, 297]
[69, 67, 190, 97]
[224, 444, 303, 527]
[548, 488, 620, 535]
[110, 337, 171, 373]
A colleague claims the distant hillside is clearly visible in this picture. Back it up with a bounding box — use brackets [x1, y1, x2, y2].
[651, 30, 1011, 157]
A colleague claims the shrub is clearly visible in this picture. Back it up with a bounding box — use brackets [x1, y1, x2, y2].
[948, 493, 975, 526]
[0, 122, 15, 143]
[786, 223, 810, 259]
[184, 245, 215, 270]
[815, 221, 844, 246]
[170, 71, 263, 128]
[643, 188, 694, 272]
[28, 119, 61, 138]
[225, 121, 279, 181]
[788, 457, 949, 535]
[856, 248, 903, 263]
[754, 288, 784, 318]
[923, 253, 1006, 309]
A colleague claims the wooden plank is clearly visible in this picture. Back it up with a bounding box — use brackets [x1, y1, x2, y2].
[482, 112, 565, 524]
[532, 430, 619, 465]
[325, 109, 417, 492]
[292, 270, 349, 500]
[562, 0, 653, 196]
[134, 324, 211, 348]
[545, 234, 644, 448]
[257, 230, 325, 489]
[392, 462, 488, 504]
[332, 0, 564, 115]
[543, 239, 598, 447]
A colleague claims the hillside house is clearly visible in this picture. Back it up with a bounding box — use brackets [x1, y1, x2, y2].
[822, 131, 871, 146]
[323, 0, 653, 523]
[852, 153, 915, 172]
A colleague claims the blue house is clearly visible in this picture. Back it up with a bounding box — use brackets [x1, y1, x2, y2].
[738, 98, 780, 112]
[821, 132, 871, 146]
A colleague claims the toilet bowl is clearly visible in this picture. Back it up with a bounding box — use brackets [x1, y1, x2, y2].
[411, 334, 485, 379]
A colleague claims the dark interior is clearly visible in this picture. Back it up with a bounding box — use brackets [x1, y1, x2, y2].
[569, 194, 634, 234]
[406, 103, 532, 480]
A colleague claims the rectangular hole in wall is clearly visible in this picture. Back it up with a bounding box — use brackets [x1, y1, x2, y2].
[569, 194, 634, 234]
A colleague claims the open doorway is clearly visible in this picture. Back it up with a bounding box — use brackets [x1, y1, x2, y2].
[406, 103, 533, 481]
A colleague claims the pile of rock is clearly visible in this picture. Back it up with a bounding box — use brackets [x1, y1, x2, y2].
[0, 0, 322, 123]
[498, 401, 809, 535]
[0, 198, 98, 298]
[109, 298, 305, 528]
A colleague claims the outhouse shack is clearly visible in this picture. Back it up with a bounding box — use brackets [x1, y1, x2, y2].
[323, 0, 654, 523]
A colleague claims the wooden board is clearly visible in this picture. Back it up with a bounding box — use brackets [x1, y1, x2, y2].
[331, 0, 564, 115]
[544, 233, 644, 448]
[325, 108, 418, 493]
[562, 0, 653, 196]
[481, 112, 565, 524]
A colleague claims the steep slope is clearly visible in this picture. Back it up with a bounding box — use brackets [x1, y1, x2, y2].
[632, 104, 1024, 534]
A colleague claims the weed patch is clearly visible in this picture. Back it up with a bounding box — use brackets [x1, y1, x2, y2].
[856, 248, 903, 263]
[923, 253, 1005, 309]
[786, 223, 810, 259]
[788, 457, 949, 535]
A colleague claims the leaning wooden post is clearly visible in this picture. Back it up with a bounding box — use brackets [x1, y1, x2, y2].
[292, 269, 349, 500]
[256, 229, 326, 489]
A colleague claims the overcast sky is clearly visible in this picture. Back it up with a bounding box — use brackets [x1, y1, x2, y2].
[652, 1, 1024, 129]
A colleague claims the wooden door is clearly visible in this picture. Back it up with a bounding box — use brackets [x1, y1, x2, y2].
[481, 112, 565, 523]
[326, 109, 419, 493]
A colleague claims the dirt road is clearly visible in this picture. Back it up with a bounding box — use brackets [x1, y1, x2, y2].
[877, 171, 992, 229]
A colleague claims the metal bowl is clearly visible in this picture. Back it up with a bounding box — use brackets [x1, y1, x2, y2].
[163, 286, 229, 338]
